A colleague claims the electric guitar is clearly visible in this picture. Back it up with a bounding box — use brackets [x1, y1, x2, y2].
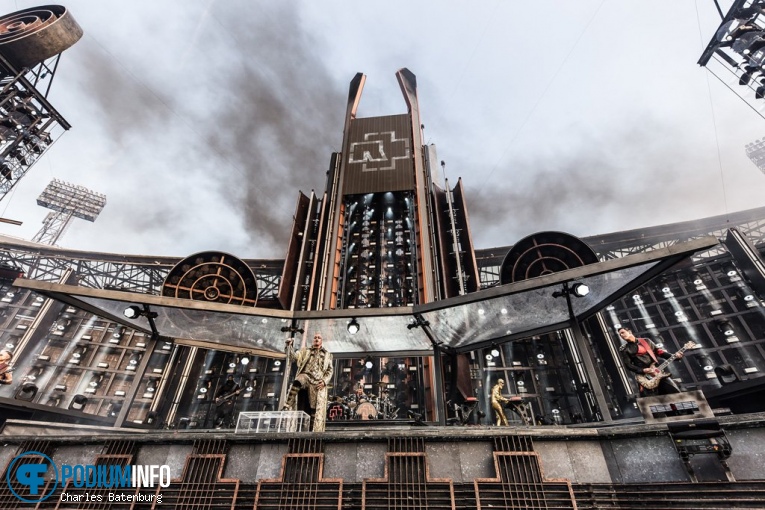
[214, 388, 242, 406]
[635, 341, 696, 390]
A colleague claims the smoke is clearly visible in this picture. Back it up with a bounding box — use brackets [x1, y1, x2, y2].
[465, 120, 729, 249]
[56, 1, 344, 258]
[199, 2, 344, 251]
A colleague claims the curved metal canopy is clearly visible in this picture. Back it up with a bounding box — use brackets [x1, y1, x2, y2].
[12, 237, 718, 356]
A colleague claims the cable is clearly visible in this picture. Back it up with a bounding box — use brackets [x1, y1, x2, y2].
[472, 0, 607, 201]
[695, 0, 730, 220]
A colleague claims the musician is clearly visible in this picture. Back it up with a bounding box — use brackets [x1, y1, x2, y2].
[490, 379, 511, 426]
[283, 332, 333, 432]
[618, 327, 683, 396]
[0, 349, 13, 385]
[213, 375, 240, 428]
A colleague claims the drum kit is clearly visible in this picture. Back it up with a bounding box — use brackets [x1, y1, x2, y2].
[327, 382, 400, 421]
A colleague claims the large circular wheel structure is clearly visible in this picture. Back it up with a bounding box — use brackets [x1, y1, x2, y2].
[499, 231, 598, 284]
[0, 5, 82, 70]
[162, 251, 259, 307]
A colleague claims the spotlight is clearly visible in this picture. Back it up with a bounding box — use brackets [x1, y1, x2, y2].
[15, 383, 38, 401]
[241, 355, 250, 366]
[69, 394, 89, 411]
[552, 282, 590, 299]
[108, 401, 122, 417]
[123, 305, 143, 319]
[571, 283, 590, 297]
[347, 318, 360, 335]
[716, 320, 735, 336]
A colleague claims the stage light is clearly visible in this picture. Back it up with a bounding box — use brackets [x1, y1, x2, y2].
[123, 305, 142, 319]
[108, 401, 123, 418]
[347, 318, 360, 335]
[490, 349, 500, 358]
[15, 383, 37, 401]
[241, 355, 250, 366]
[69, 394, 88, 411]
[571, 283, 589, 297]
[716, 320, 735, 336]
[553, 282, 590, 298]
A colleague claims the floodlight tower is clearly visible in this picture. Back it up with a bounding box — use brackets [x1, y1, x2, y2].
[745, 137, 765, 175]
[0, 5, 82, 203]
[32, 179, 106, 246]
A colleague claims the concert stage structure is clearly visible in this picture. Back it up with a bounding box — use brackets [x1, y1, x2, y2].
[0, 44, 763, 510]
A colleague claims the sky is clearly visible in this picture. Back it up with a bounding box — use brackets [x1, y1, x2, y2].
[0, 0, 763, 261]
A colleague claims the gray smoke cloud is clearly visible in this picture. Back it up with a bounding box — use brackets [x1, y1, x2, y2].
[465, 119, 728, 249]
[54, 1, 344, 258]
[199, 3, 344, 250]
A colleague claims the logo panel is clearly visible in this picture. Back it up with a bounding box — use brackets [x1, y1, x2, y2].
[6, 451, 59, 503]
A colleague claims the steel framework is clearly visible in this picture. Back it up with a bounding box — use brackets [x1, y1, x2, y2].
[0, 235, 283, 300]
[475, 206, 765, 288]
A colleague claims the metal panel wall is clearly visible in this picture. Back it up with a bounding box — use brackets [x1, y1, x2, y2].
[342, 114, 414, 195]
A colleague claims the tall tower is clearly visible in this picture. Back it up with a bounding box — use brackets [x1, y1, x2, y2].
[745, 137, 765, 175]
[32, 178, 106, 246]
[0, 5, 82, 202]
[279, 69, 480, 312]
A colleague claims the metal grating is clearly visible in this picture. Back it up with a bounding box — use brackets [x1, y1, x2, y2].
[472, 435, 577, 510]
[388, 436, 425, 453]
[255, 439, 343, 510]
[288, 437, 324, 455]
[572, 481, 765, 509]
[158, 440, 239, 509]
[493, 435, 535, 453]
[362, 452, 456, 510]
[474, 452, 577, 510]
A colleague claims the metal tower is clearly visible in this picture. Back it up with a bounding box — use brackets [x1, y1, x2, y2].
[745, 137, 765, 175]
[0, 5, 82, 203]
[278, 69, 480, 312]
[32, 178, 106, 246]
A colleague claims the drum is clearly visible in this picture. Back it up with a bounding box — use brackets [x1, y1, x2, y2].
[355, 401, 378, 420]
[327, 402, 349, 421]
[345, 394, 358, 409]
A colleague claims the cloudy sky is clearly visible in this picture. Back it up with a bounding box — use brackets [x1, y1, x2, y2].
[0, 0, 762, 260]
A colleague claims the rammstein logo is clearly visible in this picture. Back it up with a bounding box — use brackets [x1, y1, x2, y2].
[348, 131, 410, 172]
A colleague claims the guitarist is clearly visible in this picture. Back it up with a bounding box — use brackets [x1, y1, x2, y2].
[0, 350, 13, 385]
[213, 375, 240, 428]
[618, 327, 683, 396]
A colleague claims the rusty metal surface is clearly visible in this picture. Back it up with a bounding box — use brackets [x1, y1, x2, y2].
[0, 5, 82, 70]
